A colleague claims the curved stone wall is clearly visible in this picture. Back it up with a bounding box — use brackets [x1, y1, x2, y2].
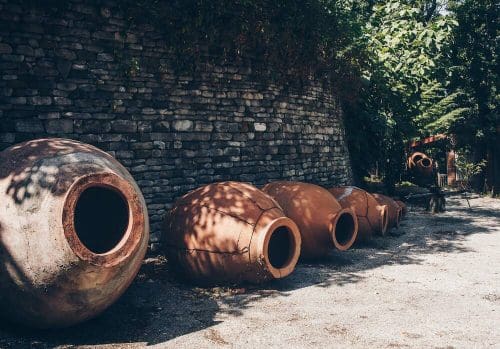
[0, 0, 353, 246]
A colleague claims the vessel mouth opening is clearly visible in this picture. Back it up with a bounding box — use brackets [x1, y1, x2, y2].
[420, 158, 432, 167]
[413, 154, 423, 163]
[267, 226, 295, 269]
[74, 186, 130, 254]
[334, 212, 356, 246]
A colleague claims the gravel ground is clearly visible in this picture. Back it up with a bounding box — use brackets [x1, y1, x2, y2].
[1, 194, 499, 348]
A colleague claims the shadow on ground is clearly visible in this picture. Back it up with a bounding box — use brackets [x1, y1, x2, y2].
[0, 258, 222, 348]
[0, 195, 498, 348]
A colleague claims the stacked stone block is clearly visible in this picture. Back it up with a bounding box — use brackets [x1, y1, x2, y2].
[0, 0, 353, 248]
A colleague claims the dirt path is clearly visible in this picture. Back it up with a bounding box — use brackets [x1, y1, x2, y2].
[1, 195, 499, 348]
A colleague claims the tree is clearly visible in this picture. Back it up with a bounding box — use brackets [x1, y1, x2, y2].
[343, 0, 456, 192]
[446, 0, 499, 194]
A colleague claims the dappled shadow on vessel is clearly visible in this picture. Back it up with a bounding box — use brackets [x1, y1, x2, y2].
[0, 189, 496, 348]
[0, 139, 225, 347]
[218, 194, 499, 298]
[0, 138, 110, 205]
[0, 180, 294, 347]
[178, 195, 498, 319]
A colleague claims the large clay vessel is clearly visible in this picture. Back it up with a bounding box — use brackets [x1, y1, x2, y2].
[163, 181, 301, 285]
[261, 181, 358, 259]
[372, 193, 403, 229]
[328, 186, 389, 241]
[408, 151, 433, 177]
[408, 151, 426, 168]
[0, 139, 149, 328]
[395, 200, 408, 216]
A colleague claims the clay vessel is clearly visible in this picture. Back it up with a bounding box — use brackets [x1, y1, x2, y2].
[328, 186, 389, 241]
[261, 181, 358, 259]
[372, 193, 403, 229]
[163, 181, 301, 285]
[408, 152, 426, 168]
[395, 200, 407, 216]
[0, 138, 149, 328]
[408, 152, 433, 177]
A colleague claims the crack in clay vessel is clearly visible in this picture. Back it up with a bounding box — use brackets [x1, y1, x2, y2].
[261, 181, 358, 259]
[163, 181, 301, 285]
[372, 193, 403, 229]
[395, 200, 408, 216]
[328, 186, 389, 242]
[0, 139, 149, 328]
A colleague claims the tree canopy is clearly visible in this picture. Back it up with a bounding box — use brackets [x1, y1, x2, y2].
[338, 0, 498, 193]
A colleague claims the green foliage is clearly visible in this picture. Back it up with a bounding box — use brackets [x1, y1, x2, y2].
[446, 0, 499, 146]
[344, 0, 497, 193]
[126, 57, 141, 77]
[455, 151, 488, 192]
[364, 1, 455, 100]
[416, 82, 472, 133]
[343, 0, 456, 190]
[119, 0, 365, 96]
[425, 0, 498, 193]
[456, 156, 487, 183]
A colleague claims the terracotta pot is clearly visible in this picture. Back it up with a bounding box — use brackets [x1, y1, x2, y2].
[261, 181, 358, 259]
[163, 181, 301, 285]
[372, 194, 403, 229]
[408, 152, 433, 177]
[328, 186, 389, 241]
[0, 139, 149, 328]
[395, 200, 407, 216]
[408, 152, 426, 168]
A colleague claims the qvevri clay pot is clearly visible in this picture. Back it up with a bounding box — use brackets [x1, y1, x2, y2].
[372, 193, 403, 229]
[0, 139, 149, 328]
[408, 151, 426, 168]
[328, 186, 389, 241]
[408, 152, 433, 177]
[261, 181, 358, 259]
[395, 200, 408, 216]
[163, 181, 301, 285]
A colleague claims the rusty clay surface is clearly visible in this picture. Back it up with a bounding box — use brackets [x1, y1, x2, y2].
[395, 200, 408, 216]
[408, 152, 434, 177]
[372, 193, 403, 230]
[0, 138, 149, 328]
[262, 181, 358, 260]
[163, 181, 301, 285]
[329, 186, 389, 241]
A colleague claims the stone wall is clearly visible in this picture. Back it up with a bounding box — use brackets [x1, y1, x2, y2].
[0, 0, 353, 247]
